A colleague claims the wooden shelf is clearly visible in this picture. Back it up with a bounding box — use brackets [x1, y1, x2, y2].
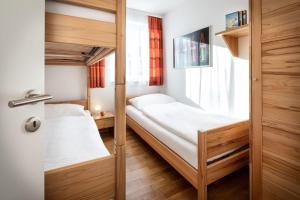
[215, 25, 249, 57]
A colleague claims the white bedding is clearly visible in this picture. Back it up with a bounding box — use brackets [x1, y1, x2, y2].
[141, 102, 241, 145]
[44, 114, 110, 171]
[127, 105, 239, 169]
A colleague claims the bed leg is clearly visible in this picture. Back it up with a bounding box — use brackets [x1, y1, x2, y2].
[198, 185, 207, 200]
[198, 131, 207, 200]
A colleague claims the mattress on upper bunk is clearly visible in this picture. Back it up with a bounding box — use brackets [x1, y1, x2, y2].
[44, 104, 110, 171]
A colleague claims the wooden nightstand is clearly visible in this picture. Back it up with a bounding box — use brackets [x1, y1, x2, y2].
[93, 112, 114, 130]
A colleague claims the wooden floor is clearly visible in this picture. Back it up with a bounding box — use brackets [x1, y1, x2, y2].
[102, 128, 249, 200]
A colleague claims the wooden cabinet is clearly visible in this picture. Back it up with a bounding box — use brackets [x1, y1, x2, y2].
[94, 112, 114, 130]
[251, 0, 300, 199]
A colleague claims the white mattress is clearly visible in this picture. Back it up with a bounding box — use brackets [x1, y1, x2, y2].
[44, 114, 110, 171]
[127, 105, 237, 169]
[141, 102, 240, 145]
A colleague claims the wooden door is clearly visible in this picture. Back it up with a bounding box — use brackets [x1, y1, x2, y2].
[251, 0, 300, 199]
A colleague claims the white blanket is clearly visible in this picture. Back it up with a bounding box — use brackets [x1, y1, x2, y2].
[44, 115, 110, 171]
[141, 102, 240, 145]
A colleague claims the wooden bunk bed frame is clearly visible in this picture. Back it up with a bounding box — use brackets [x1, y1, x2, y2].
[44, 0, 126, 200]
[126, 103, 249, 200]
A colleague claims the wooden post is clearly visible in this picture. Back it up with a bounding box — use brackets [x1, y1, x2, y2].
[115, 0, 126, 199]
[250, 0, 262, 199]
[198, 131, 207, 200]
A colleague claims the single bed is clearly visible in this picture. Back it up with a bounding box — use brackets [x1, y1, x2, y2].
[126, 94, 249, 200]
[44, 100, 115, 200]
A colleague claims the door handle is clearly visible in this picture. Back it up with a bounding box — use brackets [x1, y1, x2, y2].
[8, 90, 53, 108]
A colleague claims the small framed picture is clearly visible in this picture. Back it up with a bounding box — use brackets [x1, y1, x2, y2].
[226, 11, 240, 29]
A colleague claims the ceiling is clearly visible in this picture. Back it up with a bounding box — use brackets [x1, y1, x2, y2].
[127, 0, 187, 15]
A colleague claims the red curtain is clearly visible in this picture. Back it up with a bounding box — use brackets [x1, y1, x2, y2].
[148, 16, 163, 86]
[89, 59, 105, 88]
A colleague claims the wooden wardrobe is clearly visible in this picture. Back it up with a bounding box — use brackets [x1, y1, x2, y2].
[251, 0, 300, 199]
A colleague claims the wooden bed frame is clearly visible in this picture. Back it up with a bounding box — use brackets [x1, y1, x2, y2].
[44, 0, 126, 199]
[126, 110, 249, 200]
[45, 99, 116, 200]
[45, 155, 115, 200]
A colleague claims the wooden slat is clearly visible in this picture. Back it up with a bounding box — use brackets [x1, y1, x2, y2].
[87, 48, 114, 65]
[207, 149, 249, 184]
[205, 121, 250, 159]
[45, 12, 116, 48]
[262, 37, 300, 75]
[126, 115, 199, 188]
[54, 0, 117, 13]
[45, 155, 115, 200]
[45, 42, 93, 65]
[261, 0, 300, 43]
[45, 58, 85, 65]
[46, 99, 88, 110]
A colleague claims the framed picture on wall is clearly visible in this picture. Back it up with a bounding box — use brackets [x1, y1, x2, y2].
[173, 26, 211, 69]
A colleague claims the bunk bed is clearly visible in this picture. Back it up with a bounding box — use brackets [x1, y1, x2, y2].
[44, 1, 126, 200]
[126, 94, 249, 200]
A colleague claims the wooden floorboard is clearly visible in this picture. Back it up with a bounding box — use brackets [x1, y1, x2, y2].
[102, 128, 249, 200]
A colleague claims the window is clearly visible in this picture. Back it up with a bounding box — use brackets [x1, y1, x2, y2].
[126, 9, 149, 84]
[106, 9, 150, 85]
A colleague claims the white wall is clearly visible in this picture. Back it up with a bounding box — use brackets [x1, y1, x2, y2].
[90, 84, 162, 113]
[163, 0, 249, 118]
[45, 65, 87, 101]
[45, 65, 162, 113]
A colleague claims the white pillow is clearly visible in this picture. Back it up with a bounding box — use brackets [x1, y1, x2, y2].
[45, 104, 86, 119]
[129, 93, 175, 110]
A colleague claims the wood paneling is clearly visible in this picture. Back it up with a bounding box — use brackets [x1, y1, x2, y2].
[54, 0, 117, 13]
[45, 155, 115, 200]
[45, 12, 116, 48]
[262, 37, 300, 75]
[251, 0, 300, 199]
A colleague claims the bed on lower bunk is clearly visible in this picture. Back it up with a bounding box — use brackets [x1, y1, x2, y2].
[44, 100, 115, 200]
[126, 94, 250, 200]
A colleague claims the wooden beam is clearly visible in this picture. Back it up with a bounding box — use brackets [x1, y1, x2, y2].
[54, 0, 117, 13]
[250, 0, 263, 199]
[115, 0, 126, 199]
[46, 12, 116, 48]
